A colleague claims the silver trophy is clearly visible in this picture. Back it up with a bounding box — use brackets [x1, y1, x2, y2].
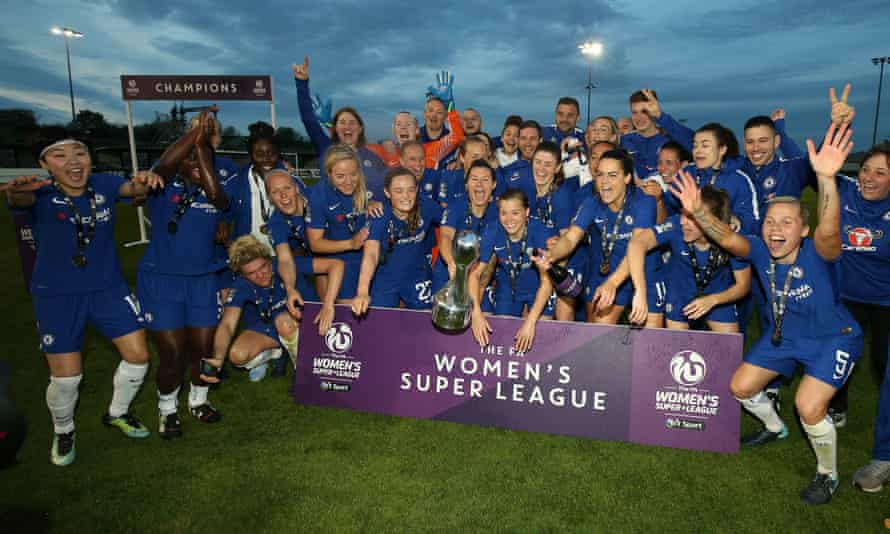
[431, 230, 480, 331]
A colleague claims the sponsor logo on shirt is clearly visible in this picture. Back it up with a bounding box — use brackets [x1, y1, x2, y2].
[842, 225, 883, 252]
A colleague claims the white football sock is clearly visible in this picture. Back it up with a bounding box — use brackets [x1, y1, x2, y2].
[108, 361, 148, 418]
[801, 416, 837, 476]
[46, 375, 81, 434]
[737, 391, 784, 432]
[157, 386, 180, 416]
[188, 384, 209, 409]
[239, 348, 282, 370]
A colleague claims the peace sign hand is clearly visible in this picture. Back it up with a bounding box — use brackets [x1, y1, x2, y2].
[640, 88, 662, 120]
[829, 84, 855, 124]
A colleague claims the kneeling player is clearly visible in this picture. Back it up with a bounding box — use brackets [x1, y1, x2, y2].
[671, 121, 862, 505]
[206, 236, 309, 382]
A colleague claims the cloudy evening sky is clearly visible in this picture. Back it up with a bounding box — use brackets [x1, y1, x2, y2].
[2, 0, 890, 150]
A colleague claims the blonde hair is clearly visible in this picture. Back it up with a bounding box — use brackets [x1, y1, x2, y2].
[228, 235, 272, 273]
[324, 143, 368, 213]
[766, 195, 809, 223]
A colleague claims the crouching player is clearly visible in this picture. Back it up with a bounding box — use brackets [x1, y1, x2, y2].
[671, 121, 862, 505]
[205, 236, 318, 382]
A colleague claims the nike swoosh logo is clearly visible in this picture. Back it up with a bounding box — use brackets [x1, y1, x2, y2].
[51, 197, 68, 206]
[494, 246, 506, 251]
[681, 251, 690, 256]
[594, 218, 605, 224]
[328, 203, 340, 211]
[843, 205, 858, 214]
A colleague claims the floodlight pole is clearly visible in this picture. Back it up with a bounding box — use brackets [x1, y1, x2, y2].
[872, 56, 889, 146]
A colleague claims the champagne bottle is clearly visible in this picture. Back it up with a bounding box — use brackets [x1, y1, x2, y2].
[547, 263, 582, 298]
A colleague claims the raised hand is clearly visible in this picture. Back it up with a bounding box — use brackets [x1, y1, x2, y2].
[312, 93, 333, 128]
[829, 84, 855, 125]
[194, 110, 214, 147]
[669, 169, 702, 214]
[426, 70, 454, 105]
[770, 108, 786, 122]
[292, 56, 310, 81]
[806, 121, 854, 178]
[640, 88, 662, 120]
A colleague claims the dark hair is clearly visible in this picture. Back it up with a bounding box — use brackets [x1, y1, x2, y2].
[696, 123, 739, 160]
[331, 107, 368, 147]
[518, 120, 542, 136]
[556, 97, 580, 114]
[862, 142, 890, 173]
[659, 140, 692, 163]
[629, 89, 657, 105]
[247, 121, 280, 156]
[465, 159, 496, 185]
[503, 115, 523, 132]
[34, 128, 86, 162]
[600, 149, 635, 177]
[743, 115, 776, 134]
[533, 141, 565, 189]
[700, 186, 732, 224]
[498, 187, 530, 209]
[589, 140, 617, 155]
[384, 166, 421, 234]
[425, 96, 446, 109]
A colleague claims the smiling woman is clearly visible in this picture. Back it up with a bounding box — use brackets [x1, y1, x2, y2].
[2, 135, 166, 466]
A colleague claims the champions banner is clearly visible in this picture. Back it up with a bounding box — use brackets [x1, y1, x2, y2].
[293, 304, 743, 454]
[120, 75, 273, 101]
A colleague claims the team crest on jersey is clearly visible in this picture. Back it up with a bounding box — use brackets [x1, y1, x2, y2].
[791, 266, 804, 279]
[624, 215, 634, 225]
[219, 169, 230, 178]
[95, 193, 106, 205]
[424, 183, 433, 192]
[363, 159, 372, 168]
[762, 176, 776, 190]
[42, 334, 55, 347]
[884, 211, 890, 221]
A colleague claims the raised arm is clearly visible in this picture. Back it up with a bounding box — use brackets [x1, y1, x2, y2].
[671, 169, 750, 258]
[292, 56, 332, 156]
[640, 89, 694, 151]
[771, 109, 805, 159]
[807, 121, 853, 261]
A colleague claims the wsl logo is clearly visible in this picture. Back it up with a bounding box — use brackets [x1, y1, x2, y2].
[325, 323, 354, 354]
[669, 350, 707, 387]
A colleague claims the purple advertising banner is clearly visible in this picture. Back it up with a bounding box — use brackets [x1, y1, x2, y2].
[120, 75, 273, 101]
[293, 304, 742, 454]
